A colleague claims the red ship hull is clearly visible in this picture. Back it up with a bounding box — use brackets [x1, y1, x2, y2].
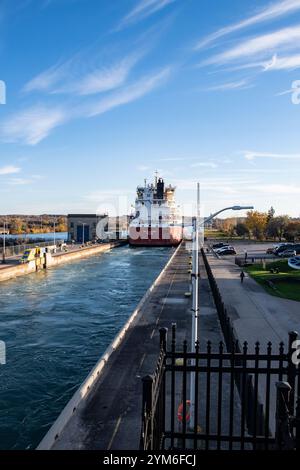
[129, 226, 182, 247]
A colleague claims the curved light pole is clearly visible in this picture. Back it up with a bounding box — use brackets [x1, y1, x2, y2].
[2, 217, 6, 264]
[201, 205, 254, 227]
[189, 201, 254, 429]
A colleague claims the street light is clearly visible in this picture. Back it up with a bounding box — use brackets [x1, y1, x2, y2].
[53, 217, 56, 246]
[189, 201, 254, 429]
[82, 222, 86, 245]
[2, 217, 6, 264]
[201, 206, 254, 226]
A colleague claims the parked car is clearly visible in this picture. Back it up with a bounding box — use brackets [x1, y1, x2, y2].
[212, 242, 229, 249]
[218, 247, 236, 255]
[274, 243, 296, 256]
[278, 249, 296, 258]
[215, 245, 232, 252]
[278, 249, 297, 258]
[266, 243, 289, 254]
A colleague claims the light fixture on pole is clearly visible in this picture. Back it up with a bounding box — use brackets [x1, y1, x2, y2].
[82, 222, 86, 245]
[53, 217, 56, 246]
[189, 183, 200, 430]
[201, 206, 254, 226]
[189, 201, 253, 430]
[2, 217, 6, 264]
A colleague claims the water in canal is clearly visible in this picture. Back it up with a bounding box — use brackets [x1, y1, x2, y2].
[0, 246, 172, 449]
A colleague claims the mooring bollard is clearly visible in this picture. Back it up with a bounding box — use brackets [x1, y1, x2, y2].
[275, 381, 294, 450]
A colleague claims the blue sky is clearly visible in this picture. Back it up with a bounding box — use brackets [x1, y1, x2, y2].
[1, 0, 300, 217]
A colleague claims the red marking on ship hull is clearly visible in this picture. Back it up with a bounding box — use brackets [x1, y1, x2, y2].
[129, 226, 182, 247]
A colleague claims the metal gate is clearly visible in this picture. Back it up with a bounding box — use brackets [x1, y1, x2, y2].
[140, 326, 300, 451]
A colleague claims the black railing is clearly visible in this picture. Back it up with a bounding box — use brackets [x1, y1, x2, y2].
[140, 326, 300, 451]
[201, 248, 240, 352]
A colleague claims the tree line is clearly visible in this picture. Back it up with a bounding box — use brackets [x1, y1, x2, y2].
[215, 208, 300, 241]
[0, 215, 67, 235]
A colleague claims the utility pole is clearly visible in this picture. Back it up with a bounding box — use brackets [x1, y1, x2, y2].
[190, 183, 200, 430]
[2, 218, 6, 264]
[53, 217, 56, 246]
[82, 222, 86, 245]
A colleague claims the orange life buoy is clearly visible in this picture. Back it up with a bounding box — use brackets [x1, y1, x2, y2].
[177, 400, 191, 423]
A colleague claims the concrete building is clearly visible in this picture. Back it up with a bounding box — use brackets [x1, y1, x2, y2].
[67, 214, 108, 243]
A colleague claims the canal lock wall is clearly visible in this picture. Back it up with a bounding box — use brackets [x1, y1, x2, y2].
[0, 241, 125, 283]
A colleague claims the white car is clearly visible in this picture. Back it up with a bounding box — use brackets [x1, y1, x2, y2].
[278, 249, 297, 258]
[215, 245, 233, 253]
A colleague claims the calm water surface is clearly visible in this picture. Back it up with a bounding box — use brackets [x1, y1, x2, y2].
[0, 246, 172, 449]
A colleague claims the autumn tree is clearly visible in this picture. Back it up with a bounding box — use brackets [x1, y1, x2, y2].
[267, 206, 275, 224]
[284, 221, 300, 242]
[235, 222, 249, 238]
[266, 215, 290, 241]
[245, 211, 268, 240]
[9, 217, 24, 234]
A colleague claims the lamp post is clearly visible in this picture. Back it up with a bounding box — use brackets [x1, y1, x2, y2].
[189, 201, 254, 430]
[82, 222, 86, 245]
[2, 218, 6, 264]
[189, 184, 200, 429]
[53, 217, 57, 246]
[201, 206, 254, 226]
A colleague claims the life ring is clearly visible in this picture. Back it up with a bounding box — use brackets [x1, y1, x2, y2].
[177, 400, 191, 423]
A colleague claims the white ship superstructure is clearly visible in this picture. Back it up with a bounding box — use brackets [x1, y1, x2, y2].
[129, 176, 182, 246]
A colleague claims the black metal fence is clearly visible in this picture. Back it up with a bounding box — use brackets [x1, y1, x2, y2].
[140, 326, 300, 450]
[201, 248, 240, 353]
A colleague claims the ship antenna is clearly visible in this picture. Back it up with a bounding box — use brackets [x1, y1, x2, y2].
[144, 178, 147, 187]
[155, 170, 158, 186]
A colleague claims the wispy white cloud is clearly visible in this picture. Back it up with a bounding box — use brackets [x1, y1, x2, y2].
[0, 165, 21, 175]
[23, 61, 72, 93]
[137, 165, 151, 171]
[1, 105, 68, 145]
[206, 24, 300, 65]
[204, 79, 251, 92]
[195, 0, 300, 50]
[117, 0, 175, 30]
[249, 183, 300, 194]
[190, 162, 218, 169]
[244, 150, 300, 160]
[8, 177, 32, 185]
[86, 67, 171, 117]
[2, 67, 172, 145]
[23, 53, 142, 96]
[264, 53, 300, 70]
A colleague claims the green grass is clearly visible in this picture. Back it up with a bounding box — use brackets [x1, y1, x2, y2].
[245, 260, 300, 302]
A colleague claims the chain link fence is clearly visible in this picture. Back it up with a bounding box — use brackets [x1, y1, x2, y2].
[0, 240, 65, 258]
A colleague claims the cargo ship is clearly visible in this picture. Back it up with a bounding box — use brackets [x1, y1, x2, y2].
[129, 176, 182, 246]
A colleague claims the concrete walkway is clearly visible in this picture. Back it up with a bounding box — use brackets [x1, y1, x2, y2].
[208, 254, 300, 349]
[39, 243, 192, 450]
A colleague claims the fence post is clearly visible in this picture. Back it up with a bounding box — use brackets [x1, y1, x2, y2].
[141, 375, 154, 450]
[159, 327, 168, 353]
[296, 381, 300, 451]
[275, 382, 294, 450]
[288, 331, 298, 415]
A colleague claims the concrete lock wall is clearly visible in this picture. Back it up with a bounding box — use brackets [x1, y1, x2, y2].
[0, 260, 37, 282]
[45, 242, 120, 268]
[0, 242, 124, 283]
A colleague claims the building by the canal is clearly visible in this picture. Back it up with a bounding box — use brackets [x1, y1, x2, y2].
[67, 214, 108, 243]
